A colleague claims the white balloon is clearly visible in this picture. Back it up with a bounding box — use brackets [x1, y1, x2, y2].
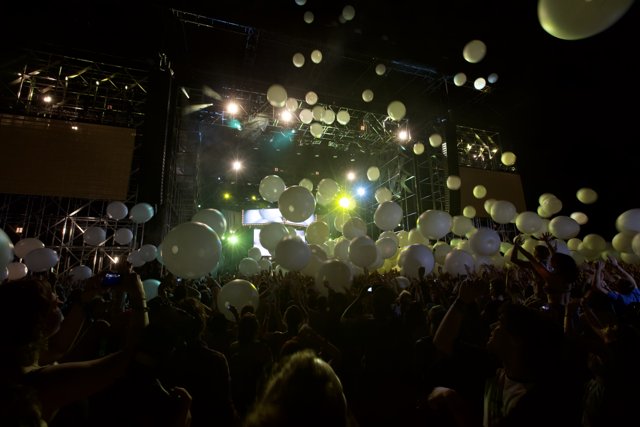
[238, 257, 260, 277]
[106, 201, 128, 220]
[217, 279, 260, 321]
[84, 227, 106, 246]
[501, 151, 516, 166]
[549, 216, 580, 240]
[487, 73, 499, 84]
[315, 259, 353, 295]
[375, 187, 393, 204]
[317, 178, 340, 200]
[375, 63, 386, 76]
[259, 175, 286, 203]
[433, 241, 452, 264]
[299, 109, 313, 124]
[342, 217, 367, 240]
[469, 228, 501, 256]
[491, 200, 517, 224]
[299, 178, 314, 191]
[258, 258, 272, 271]
[413, 142, 425, 155]
[130, 203, 155, 224]
[362, 89, 374, 102]
[583, 234, 607, 252]
[306, 221, 330, 245]
[463, 205, 476, 218]
[446, 175, 461, 190]
[259, 222, 289, 253]
[139, 244, 158, 262]
[463, 39, 487, 63]
[142, 279, 161, 300]
[452, 216, 474, 237]
[367, 166, 380, 181]
[114, 228, 134, 245]
[336, 110, 350, 125]
[334, 238, 350, 262]
[333, 213, 350, 234]
[616, 209, 640, 233]
[473, 185, 487, 199]
[310, 49, 323, 64]
[192, 208, 227, 237]
[538, 0, 634, 40]
[309, 122, 324, 138]
[322, 109, 336, 124]
[7, 262, 28, 281]
[444, 249, 475, 276]
[69, 265, 93, 283]
[453, 72, 467, 87]
[267, 84, 288, 107]
[417, 210, 452, 240]
[24, 248, 59, 272]
[342, 5, 356, 20]
[348, 235, 377, 269]
[305, 91, 318, 105]
[400, 244, 435, 278]
[127, 250, 146, 268]
[161, 222, 222, 279]
[293, 52, 306, 67]
[0, 229, 14, 269]
[278, 185, 316, 223]
[285, 97, 299, 112]
[14, 238, 44, 259]
[374, 201, 403, 231]
[303, 11, 314, 24]
[376, 237, 398, 259]
[387, 100, 406, 121]
[275, 236, 311, 271]
[576, 188, 598, 204]
[570, 212, 588, 225]
[516, 211, 543, 235]
[248, 246, 263, 261]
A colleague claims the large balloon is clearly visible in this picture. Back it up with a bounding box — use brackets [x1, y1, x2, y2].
[192, 208, 227, 237]
[616, 209, 640, 233]
[14, 238, 44, 259]
[217, 279, 260, 321]
[259, 222, 289, 253]
[24, 248, 59, 272]
[84, 227, 106, 246]
[515, 211, 543, 235]
[349, 235, 378, 269]
[374, 201, 403, 231]
[491, 200, 517, 224]
[130, 203, 155, 223]
[69, 265, 93, 283]
[248, 246, 263, 261]
[444, 249, 475, 276]
[278, 185, 316, 223]
[161, 221, 221, 279]
[306, 221, 330, 245]
[342, 217, 367, 240]
[417, 210, 452, 240]
[106, 201, 128, 220]
[315, 259, 353, 295]
[259, 175, 286, 203]
[0, 229, 14, 269]
[399, 244, 435, 279]
[142, 279, 161, 300]
[549, 216, 580, 240]
[139, 244, 158, 262]
[114, 228, 134, 245]
[463, 39, 487, 63]
[7, 262, 28, 281]
[267, 84, 287, 107]
[367, 166, 380, 181]
[376, 237, 398, 259]
[469, 228, 501, 256]
[238, 257, 260, 277]
[317, 178, 340, 200]
[374, 187, 393, 204]
[274, 236, 311, 271]
[538, 0, 634, 40]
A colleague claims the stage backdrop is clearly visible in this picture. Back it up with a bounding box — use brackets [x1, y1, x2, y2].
[0, 114, 135, 200]
[458, 166, 527, 218]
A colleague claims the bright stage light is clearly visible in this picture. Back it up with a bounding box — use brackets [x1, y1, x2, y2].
[43, 95, 52, 103]
[232, 161, 242, 171]
[227, 234, 239, 245]
[226, 101, 240, 115]
[337, 195, 355, 210]
[280, 110, 293, 122]
[356, 187, 366, 197]
[346, 171, 356, 181]
[398, 129, 410, 141]
[223, 192, 231, 200]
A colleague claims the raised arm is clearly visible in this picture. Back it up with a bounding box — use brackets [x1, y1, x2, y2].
[608, 255, 637, 289]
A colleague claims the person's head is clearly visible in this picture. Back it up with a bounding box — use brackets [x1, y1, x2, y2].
[0, 279, 63, 366]
[244, 350, 349, 427]
[533, 245, 551, 262]
[487, 303, 565, 376]
[489, 280, 506, 299]
[371, 285, 396, 320]
[283, 304, 304, 333]
[237, 312, 259, 344]
[614, 278, 636, 295]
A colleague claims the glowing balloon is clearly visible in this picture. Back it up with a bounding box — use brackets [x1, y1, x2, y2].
[616, 209, 640, 233]
[14, 238, 44, 259]
[336, 110, 350, 125]
[217, 279, 259, 321]
[473, 185, 487, 199]
[474, 78, 487, 90]
[446, 175, 461, 190]
[444, 249, 475, 276]
[491, 200, 517, 224]
[299, 109, 313, 124]
[375, 63, 386, 76]
[303, 11, 314, 24]
[142, 279, 160, 300]
[400, 244, 435, 278]
[306, 221, 330, 245]
[362, 89, 374, 102]
[305, 91, 318, 106]
[576, 187, 598, 204]
[387, 100, 406, 121]
[310, 49, 323, 64]
[139, 244, 158, 262]
[315, 259, 353, 294]
[106, 201, 128, 220]
[7, 262, 28, 281]
[429, 133, 442, 147]
[570, 212, 588, 225]
[549, 216, 580, 240]
[267, 84, 288, 107]
[367, 166, 380, 181]
[376, 237, 398, 259]
[433, 241, 452, 264]
[317, 178, 340, 200]
[342, 5, 356, 21]
[583, 234, 607, 252]
[322, 109, 336, 124]
[463, 205, 476, 218]
[488, 73, 499, 84]
[501, 151, 516, 166]
[299, 178, 314, 191]
[161, 221, 222, 279]
[452, 216, 474, 237]
[463, 39, 487, 63]
[538, 0, 634, 40]
[374, 201, 403, 231]
[453, 72, 467, 87]
[259, 175, 286, 203]
[334, 213, 350, 234]
[349, 235, 377, 269]
[274, 236, 311, 272]
[342, 217, 367, 240]
[285, 97, 299, 112]
[192, 208, 227, 237]
[333, 238, 350, 261]
[413, 142, 425, 155]
[293, 52, 306, 68]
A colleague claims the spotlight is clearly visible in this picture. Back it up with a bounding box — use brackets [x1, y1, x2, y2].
[232, 161, 242, 171]
[346, 171, 356, 181]
[356, 187, 366, 197]
[226, 101, 240, 115]
[43, 95, 52, 103]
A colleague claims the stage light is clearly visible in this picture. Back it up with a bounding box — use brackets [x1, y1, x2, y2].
[226, 101, 240, 115]
[228, 119, 242, 130]
[232, 161, 242, 171]
[43, 95, 52, 103]
[356, 187, 366, 197]
[180, 87, 190, 99]
[337, 194, 355, 210]
[346, 171, 356, 181]
[223, 192, 231, 200]
[227, 234, 239, 245]
[280, 110, 293, 122]
[398, 129, 410, 141]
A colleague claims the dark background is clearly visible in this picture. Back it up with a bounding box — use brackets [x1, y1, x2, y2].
[2, 0, 638, 239]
